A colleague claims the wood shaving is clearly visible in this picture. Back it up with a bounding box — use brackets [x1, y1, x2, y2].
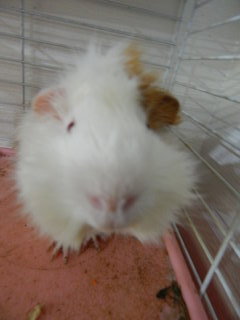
[27, 304, 43, 320]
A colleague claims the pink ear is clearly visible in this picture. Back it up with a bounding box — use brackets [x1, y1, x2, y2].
[32, 88, 64, 119]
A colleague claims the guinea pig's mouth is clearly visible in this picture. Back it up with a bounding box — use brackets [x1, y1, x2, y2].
[98, 217, 138, 233]
[100, 222, 124, 232]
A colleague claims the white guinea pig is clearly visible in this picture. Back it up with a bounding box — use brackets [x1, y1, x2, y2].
[16, 44, 195, 255]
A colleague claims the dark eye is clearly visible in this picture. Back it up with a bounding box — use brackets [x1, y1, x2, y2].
[67, 120, 75, 132]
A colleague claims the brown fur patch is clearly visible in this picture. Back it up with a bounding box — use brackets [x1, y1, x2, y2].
[142, 87, 181, 129]
[124, 45, 143, 77]
[124, 45, 181, 130]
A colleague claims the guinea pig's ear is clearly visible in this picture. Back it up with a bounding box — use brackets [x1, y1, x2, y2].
[142, 87, 181, 130]
[32, 88, 65, 120]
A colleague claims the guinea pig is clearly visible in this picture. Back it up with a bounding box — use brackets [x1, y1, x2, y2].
[16, 44, 195, 257]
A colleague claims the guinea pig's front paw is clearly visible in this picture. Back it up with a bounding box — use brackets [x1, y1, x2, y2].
[47, 233, 111, 262]
[79, 233, 110, 254]
[47, 241, 70, 264]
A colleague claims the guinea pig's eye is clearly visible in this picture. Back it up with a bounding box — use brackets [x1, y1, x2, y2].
[67, 120, 75, 132]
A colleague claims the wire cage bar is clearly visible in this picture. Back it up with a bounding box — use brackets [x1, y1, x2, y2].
[170, 0, 240, 318]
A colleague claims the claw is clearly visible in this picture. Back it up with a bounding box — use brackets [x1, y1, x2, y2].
[98, 233, 110, 242]
[48, 242, 70, 263]
[77, 238, 91, 255]
[47, 241, 56, 252]
[62, 247, 69, 264]
[92, 235, 100, 251]
[51, 244, 62, 260]
[78, 233, 110, 254]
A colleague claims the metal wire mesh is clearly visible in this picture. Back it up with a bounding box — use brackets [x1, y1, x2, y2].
[171, 1, 240, 318]
[0, 0, 239, 319]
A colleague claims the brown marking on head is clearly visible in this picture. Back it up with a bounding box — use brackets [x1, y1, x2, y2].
[142, 88, 181, 129]
[124, 44, 158, 89]
[124, 45, 181, 130]
[124, 45, 143, 77]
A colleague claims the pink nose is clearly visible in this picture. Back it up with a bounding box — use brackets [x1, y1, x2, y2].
[89, 195, 136, 212]
[122, 195, 137, 211]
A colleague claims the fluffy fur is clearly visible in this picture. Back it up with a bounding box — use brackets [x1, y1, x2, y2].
[16, 44, 195, 253]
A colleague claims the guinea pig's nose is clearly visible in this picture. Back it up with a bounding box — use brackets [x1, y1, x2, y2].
[106, 195, 137, 212]
[121, 195, 137, 212]
[107, 198, 118, 213]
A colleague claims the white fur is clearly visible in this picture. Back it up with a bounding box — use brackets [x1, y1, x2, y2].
[16, 44, 196, 251]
